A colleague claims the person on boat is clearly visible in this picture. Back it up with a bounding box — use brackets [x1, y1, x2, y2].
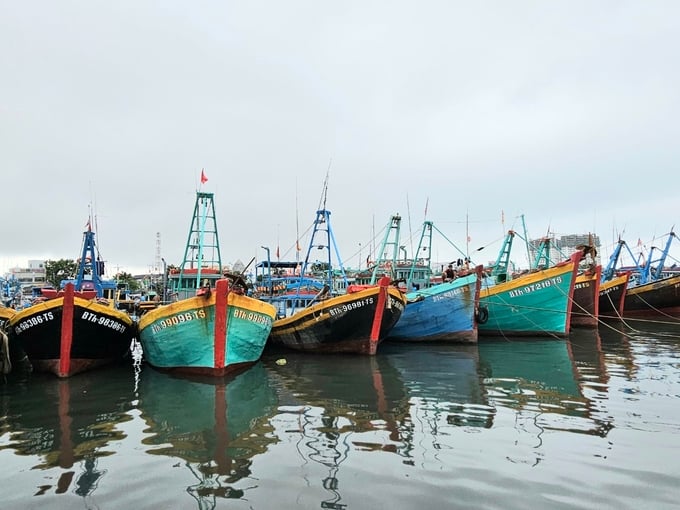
[443, 264, 456, 282]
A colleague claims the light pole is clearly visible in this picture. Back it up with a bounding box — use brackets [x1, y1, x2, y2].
[261, 246, 271, 294]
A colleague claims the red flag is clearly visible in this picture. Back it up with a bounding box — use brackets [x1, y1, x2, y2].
[296, 240, 301, 251]
[276, 246, 280, 259]
[200, 169, 208, 184]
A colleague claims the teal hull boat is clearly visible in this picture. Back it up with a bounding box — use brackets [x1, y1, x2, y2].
[137, 190, 276, 376]
[138, 282, 275, 376]
[478, 252, 581, 337]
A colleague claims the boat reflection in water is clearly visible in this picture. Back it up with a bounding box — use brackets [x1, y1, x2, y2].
[479, 337, 588, 437]
[263, 343, 493, 509]
[595, 318, 677, 394]
[384, 343, 492, 430]
[478, 331, 622, 448]
[0, 365, 136, 505]
[263, 352, 409, 510]
[137, 363, 279, 509]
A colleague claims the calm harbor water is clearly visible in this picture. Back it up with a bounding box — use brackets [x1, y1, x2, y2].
[1, 320, 679, 510]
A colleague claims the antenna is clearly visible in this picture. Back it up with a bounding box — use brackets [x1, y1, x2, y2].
[155, 232, 161, 273]
[295, 177, 300, 264]
[318, 159, 332, 211]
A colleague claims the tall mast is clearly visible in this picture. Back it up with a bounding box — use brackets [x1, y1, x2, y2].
[178, 192, 221, 290]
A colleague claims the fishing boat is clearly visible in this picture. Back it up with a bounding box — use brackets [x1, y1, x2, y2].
[570, 267, 602, 328]
[478, 230, 582, 337]
[259, 207, 405, 355]
[532, 235, 601, 328]
[7, 221, 135, 377]
[598, 271, 630, 319]
[137, 191, 277, 376]
[360, 215, 483, 343]
[601, 231, 680, 320]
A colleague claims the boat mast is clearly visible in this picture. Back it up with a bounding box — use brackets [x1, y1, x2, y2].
[298, 168, 348, 289]
[178, 192, 221, 290]
[74, 217, 104, 296]
[370, 214, 401, 284]
[642, 229, 677, 283]
[491, 230, 516, 283]
[406, 220, 433, 289]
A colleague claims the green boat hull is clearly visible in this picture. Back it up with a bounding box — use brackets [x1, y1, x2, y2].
[478, 257, 579, 337]
[138, 293, 275, 376]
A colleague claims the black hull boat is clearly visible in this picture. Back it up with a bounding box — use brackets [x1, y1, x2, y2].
[269, 278, 405, 355]
[8, 220, 135, 377]
[9, 284, 134, 377]
[257, 184, 406, 356]
[601, 232, 680, 321]
[621, 273, 680, 319]
[598, 272, 629, 320]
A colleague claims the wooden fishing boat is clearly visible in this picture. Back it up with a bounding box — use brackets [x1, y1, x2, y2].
[570, 266, 602, 328]
[388, 268, 482, 343]
[598, 271, 630, 319]
[364, 216, 483, 343]
[531, 234, 601, 328]
[260, 204, 405, 355]
[621, 273, 680, 318]
[601, 231, 680, 320]
[7, 223, 135, 377]
[137, 190, 276, 376]
[478, 230, 582, 337]
[269, 274, 405, 355]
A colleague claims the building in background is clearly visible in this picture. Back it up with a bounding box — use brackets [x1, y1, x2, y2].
[529, 233, 601, 267]
[9, 259, 47, 289]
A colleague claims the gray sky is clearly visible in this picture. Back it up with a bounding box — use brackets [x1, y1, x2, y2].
[2, 1, 679, 276]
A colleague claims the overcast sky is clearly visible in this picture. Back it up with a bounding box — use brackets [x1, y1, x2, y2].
[2, 1, 679, 276]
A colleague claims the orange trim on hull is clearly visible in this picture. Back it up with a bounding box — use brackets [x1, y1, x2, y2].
[214, 279, 229, 368]
[369, 276, 391, 352]
[59, 283, 75, 377]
